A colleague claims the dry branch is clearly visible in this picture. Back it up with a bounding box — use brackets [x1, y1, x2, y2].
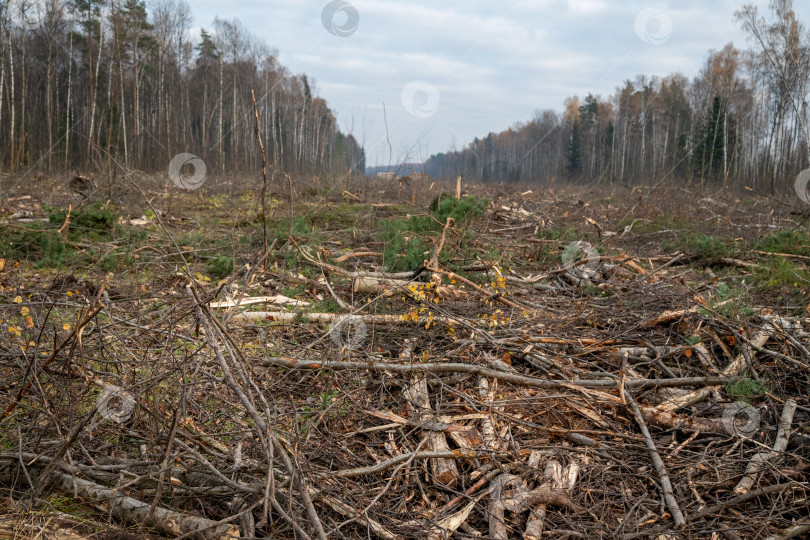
[734, 399, 798, 494]
[351, 276, 410, 294]
[478, 378, 499, 450]
[658, 321, 776, 411]
[47, 469, 239, 539]
[236, 310, 461, 326]
[188, 285, 327, 540]
[625, 390, 686, 528]
[487, 473, 578, 539]
[261, 356, 739, 390]
[209, 295, 309, 308]
[324, 449, 496, 479]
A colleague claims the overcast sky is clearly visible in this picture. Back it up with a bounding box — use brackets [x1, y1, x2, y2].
[185, 0, 809, 167]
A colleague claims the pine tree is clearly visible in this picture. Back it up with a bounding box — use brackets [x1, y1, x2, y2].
[567, 120, 582, 179]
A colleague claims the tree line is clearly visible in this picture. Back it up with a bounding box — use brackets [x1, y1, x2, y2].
[0, 0, 365, 179]
[424, 1, 810, 194]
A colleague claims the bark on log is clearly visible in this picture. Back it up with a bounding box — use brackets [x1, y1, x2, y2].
[403, 377, 459, 488]
[47, 469, 240, 539]
[352, 276, 410, 294]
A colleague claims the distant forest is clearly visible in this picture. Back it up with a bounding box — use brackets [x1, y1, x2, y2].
[424, 1, 810, 193]
[0, 0, 365, 178]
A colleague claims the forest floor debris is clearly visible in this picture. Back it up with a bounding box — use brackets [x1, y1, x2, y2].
[0, 176, 808, 538]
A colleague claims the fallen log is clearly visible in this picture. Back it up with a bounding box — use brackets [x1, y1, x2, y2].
[236, 310, 461, 326]
[45, 469, 238, 539]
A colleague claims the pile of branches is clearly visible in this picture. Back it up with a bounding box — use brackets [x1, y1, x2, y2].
[1, 211, 809, 539]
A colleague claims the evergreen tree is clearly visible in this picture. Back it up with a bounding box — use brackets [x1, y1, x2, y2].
[693, 96, 725, 181]
[567, 120, 582, 179]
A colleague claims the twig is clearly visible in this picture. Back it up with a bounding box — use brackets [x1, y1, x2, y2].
[323, 449, 495, 479]
[734, 399, 797, 494]
[659, 322, 775, 411]
[188, 286, 327, 540]
[434, 268, 527, 311]
[2, 286, 107, 422]
[624, 389, 686, 528]
[631, 253, 684, 284]
[30, 408, 97, 504]
[143, 406, 183, 526]
[334, 440, 427, 534]
[320, 268, 349, 310]
[57, 204, 72, 233]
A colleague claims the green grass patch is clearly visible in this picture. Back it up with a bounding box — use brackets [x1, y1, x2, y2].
[0, 203, 145, 270]
[308, 297, 342, 313]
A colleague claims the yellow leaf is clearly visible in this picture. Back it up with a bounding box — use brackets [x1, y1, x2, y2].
[21, 306, 29, 316]
[25, 316, 33, 328]
[13, 296, 22, 304]
[63, 323, 71, 331]
[8, 326, 21, 337]
[66, 291, 73, 297]
[0, 258, 4, 272]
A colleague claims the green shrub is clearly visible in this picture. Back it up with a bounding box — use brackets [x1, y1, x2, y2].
[207, 255, 234, 279]
[48, 202, 117, 239]
[433, 195, 488, 225]
[753, 229, 810, 256]
[0, 225, 67, 267]
[753, 256, 809, 289]
[725, 377, 768, 402]
[686, 233, 733, 259]
[381, 195, 487, 271]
